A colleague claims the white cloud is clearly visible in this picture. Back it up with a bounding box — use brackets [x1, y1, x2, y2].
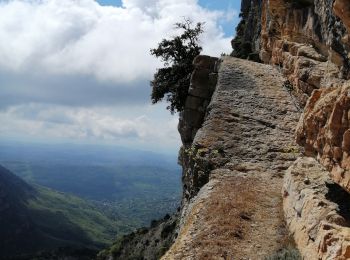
[0, 0, 234, 83]
[0, 103, 180, 149]
[0, 0, 238, 150]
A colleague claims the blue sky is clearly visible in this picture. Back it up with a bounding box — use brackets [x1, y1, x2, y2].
[97, 0, 241, 11]
[96, 0, 241, 36]
[0, 0, 241, 153]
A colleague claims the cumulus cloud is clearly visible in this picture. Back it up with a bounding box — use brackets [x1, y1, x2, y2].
[0, 0, 237, 149]
[0, 0, 233, 83]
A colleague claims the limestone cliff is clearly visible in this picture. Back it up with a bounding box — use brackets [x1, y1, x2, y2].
[168, 0, 350, 258]
[233, 0, 350, 105]
[164, 56, 301, 259]
[101, 1, 350, 259]
[230, 0, 350, 258]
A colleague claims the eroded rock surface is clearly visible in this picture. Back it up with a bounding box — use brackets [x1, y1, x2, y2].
[164, 56, 300, 259]
[233, 0, 350, 105]
[296, 82, 350, 193]
[178, 55, 219, 146]
[283, 157, 350, 260]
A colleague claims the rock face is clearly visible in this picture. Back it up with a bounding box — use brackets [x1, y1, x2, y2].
[283, 157, 350, 259]
[100, 1, 350, 259]
[97, 214, 179, 260]
[233, 0, 350, 105]
[178, 55, 220, 201]
[178, 55, 219, 146]
[230, 1, 350, 259]
[163, 56, 300, 259]
[296, 82, 350, 193]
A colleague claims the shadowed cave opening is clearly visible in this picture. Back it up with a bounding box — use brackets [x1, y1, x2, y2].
[325, 182, 350, 226]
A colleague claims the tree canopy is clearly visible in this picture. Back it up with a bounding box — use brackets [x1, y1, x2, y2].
[150, 19, 203, 114]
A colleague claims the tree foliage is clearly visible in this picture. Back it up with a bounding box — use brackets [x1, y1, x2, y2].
[150, 19, 203, 113]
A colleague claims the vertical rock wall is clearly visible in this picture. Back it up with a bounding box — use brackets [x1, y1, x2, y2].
[232, 1, 350, 259]
[283, 157, 350, 259]
[296, 82, 350, 193]
[178, 55, 220, 201]
[233, 0, 350, 105]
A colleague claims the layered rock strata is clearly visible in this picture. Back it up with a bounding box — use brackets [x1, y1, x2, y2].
[296, 82, 350, 194]
[233, 0, 350, 105]
[283, 157, 350, 259]
[163, 56, 300, 259]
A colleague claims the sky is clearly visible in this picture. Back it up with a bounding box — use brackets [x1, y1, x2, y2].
[0, 0, 241, 153]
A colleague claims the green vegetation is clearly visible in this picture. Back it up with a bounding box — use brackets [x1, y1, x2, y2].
[0, 164, 138, 258]
[97, 214, 179, 260]
[150, 19, 203, 113]
[27, 185, 123, 246]
[231, 18, 252, 59]
[0, 143, 181, 258]
[5, 161, 181, 229]
[0, 143, 181, 231]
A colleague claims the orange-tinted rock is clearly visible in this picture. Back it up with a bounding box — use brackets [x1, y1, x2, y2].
[261, 0, 347, 101]
[334, 0, 350, 33]
[296, 82, 350, 192]
[283, 157, 350, 260]
[234, 0, 350, 105]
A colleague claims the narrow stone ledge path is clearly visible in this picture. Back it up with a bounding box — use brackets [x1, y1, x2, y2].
[163, 57, 300, 260]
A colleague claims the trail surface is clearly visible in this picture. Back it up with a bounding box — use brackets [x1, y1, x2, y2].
[163, 57, 300, 259]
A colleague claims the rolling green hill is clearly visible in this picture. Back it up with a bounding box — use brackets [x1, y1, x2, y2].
[0, 165, 127, 259]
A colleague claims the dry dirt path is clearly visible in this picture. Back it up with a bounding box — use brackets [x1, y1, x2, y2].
[163, 57, 300, 260]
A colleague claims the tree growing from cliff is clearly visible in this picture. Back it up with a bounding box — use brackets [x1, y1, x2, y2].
[150, 19, 203, 114]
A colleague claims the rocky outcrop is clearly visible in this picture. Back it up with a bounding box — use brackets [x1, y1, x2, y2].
[178, 55, 219, 146]
[231, 0, 262, 61]
[100, 1, 350, 259]
[97, 214, 179, 260]
[283, 157, 350, 259]
[296, 82, 350, 193]
[334, 0, 350, 33]
[233, 0, 350, 105]
[178, 55, 219, 200]
[98, 55, 219, 260]
[164, 56, 300, 259]
[230, 1, 350, 259]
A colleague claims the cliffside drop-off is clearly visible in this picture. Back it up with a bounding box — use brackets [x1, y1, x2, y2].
[100, 1, 350, 259]
[164, 56, 300, 259]
[162, 0, 350, 258]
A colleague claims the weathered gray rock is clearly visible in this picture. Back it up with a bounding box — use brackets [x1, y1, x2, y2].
[283, 157, 350, 260]
[179, 56, 300, 201]
[165, 56, 300, 259]
[178, 55, 219, 145]
[98, 214, 179, 260]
